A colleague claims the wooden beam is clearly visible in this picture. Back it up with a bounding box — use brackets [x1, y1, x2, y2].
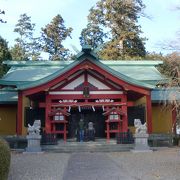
[146, 95, 152, 133]
[39, 100, 134, 108]
[48, 94, 124, 100]
[127, 101, 134, 107]
[121, 95, 128, 132]
[45, 95, 51, 133]
[51, 102, 127, 108]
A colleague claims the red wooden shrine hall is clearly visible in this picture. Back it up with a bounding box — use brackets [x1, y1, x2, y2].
[16, 47, 153, 142]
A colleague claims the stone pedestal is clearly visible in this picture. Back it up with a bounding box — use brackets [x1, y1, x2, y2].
[132, 133, 152, 152]
[25, 134, 42, 152]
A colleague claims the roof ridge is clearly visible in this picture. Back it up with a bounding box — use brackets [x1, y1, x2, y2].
[3, 60, 163, 67]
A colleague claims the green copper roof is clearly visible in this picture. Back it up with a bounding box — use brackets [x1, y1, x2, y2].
[14, 58, 155, 90]
[2, 61, 164, 85]
[100, 60, 163, 66]
[1, 47, 165, 90]
[151, 88, 180, 102]
[2, 66, 62, 82]
[110, 66, 163, 81]
[3, 60, 162, 66]
[16, 60, 81, 90]
[94, 60, 155, 89]
[3, 60, 73, 67]
[0, 90, 18, 104]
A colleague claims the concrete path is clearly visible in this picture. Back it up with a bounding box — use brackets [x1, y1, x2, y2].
[62, 152, 131, 180]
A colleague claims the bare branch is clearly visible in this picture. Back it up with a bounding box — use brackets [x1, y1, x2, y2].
[0, 9, 7, 23]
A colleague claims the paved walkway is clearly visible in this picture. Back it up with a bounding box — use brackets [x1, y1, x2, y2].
[63, 153, 130, 180]
[8, 148, 180, 180]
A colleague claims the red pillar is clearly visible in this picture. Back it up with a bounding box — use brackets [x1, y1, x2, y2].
[45, 94, 51, 133]
[17, 91, 23, 135]
[122, 94, 128, 132]
[146, 94, 152, 133]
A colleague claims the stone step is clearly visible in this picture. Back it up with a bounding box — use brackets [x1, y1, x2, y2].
[42, 143, 134, 153]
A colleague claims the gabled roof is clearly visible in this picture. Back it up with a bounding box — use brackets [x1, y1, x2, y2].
[3, 59, 154, 90]
[103, 107, 126, 116]
[90, 59, 155, 89]
[49, 108, 70, 116]
[0, 46, 165, 91]
[1, 60, 164, 86]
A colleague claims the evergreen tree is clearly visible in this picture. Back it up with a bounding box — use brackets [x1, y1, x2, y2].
[28, 37, 41, 60]
[79, 23, 107, 49]
[41, 14, 73, 60]
[10, 44, 25, 61]
[13, 13, 41, 60]
[0, 36, 11, 77]
[87, 0, 146, 59]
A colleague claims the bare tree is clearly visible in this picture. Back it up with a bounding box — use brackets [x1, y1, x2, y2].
[160, 52, 180, 134]
[0, 9, 6, 23]
[161, 31, 180, 51]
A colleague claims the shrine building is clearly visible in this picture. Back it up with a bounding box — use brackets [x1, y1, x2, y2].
[0, 46, 177, 141]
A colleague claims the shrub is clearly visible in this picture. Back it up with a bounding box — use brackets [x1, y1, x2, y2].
[0, 137, 11, 180]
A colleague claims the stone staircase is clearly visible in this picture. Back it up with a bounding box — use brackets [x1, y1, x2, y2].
[42, 139, 134, 153]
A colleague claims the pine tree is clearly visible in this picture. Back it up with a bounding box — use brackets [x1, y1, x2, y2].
[41, 14, 73, 60]
[0, 36, 12, 77]
[13, 13, 41, 60]
[87, 0, 147, 59]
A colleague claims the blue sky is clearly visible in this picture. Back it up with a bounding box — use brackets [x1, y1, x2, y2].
[0, 0, 179, 55]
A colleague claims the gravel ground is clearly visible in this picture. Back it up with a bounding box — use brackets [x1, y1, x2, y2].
[109, 148, 180, 180]
[8, 148, 180, 180]
[8, 152, 70, 180]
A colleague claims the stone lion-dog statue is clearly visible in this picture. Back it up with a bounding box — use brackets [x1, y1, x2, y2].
[28, 120, 41, 135]
[134, 119, 147, 134]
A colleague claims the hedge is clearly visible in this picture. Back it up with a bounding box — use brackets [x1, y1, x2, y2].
[0, 138, 11, 180]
